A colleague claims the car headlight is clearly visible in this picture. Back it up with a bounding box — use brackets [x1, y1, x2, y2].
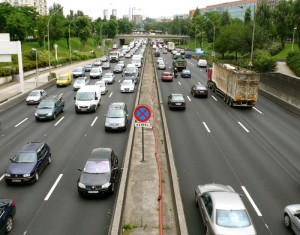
[4, 173, 10, 177]
[78, 182, 86, 188]
[35, 112, 38, 116]
[23, 174, 30, 177]
[102, 182, 111, 189]
[47, 112, 53, 116]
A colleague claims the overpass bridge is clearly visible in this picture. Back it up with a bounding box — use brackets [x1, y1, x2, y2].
[115, 34, 190, 45]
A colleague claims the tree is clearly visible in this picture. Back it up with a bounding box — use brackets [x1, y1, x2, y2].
[244, 8, 252, 24]
[0, 2, 14, 33]
[48, 4, 66, 49]
[75, 16, 92, 49]
[117, 17, 133, 34]
[102, 19, 118, 38]
[255, 0, 272, 37]
[219, 11, 230, 26]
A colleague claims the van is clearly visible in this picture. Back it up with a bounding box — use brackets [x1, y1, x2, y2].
[131, 58, 142, 68]
[185, 51, 192, 59]
[74, 85, 101, 113]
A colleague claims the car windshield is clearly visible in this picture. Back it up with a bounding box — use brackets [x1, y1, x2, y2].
[76, 92, 94, 101]
[122, 81, 132, 86]
[38, 101, 54, 109]
[91, 68, 99, 73]
[107, 109, 124, 118]
[58, 76, 68, 81]
[83, 160, 110, 174]
[103, 75, 112, 79]
[163, 72, 171, 76]
[196, 85, 206, 90]
[75, 80, 85, 84]
[29, 91, 40, 96]
[74, 68, 82, 72]
[12, 152, 37, 163]
[172, 95, 184, 101]
[216, 209, 251, 228]
[96, 83, 105, 88]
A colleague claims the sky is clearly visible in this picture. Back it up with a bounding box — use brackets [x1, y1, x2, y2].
[47, 0, 234, 19]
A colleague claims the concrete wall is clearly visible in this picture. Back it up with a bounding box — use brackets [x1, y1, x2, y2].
[259, 72, 300, 115]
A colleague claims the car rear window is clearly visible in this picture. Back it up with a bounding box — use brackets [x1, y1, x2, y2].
[216, 209, 251, 228]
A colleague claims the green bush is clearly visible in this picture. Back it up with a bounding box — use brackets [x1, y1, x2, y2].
[267, 42, 283, 56]
[253, 49, 277, 72]
[286, 51, 300, 76]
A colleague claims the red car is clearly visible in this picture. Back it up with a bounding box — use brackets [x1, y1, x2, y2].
[161, 72, 173, 82]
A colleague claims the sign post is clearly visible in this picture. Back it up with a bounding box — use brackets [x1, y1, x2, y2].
[133, 105, 152, 162]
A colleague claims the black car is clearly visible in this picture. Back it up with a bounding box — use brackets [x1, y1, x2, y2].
[168, 93, 186, 110]
[77, 148, 119, 197]
[0, 199, 16, 234]
[35, 94, 65, 121]
[4, 142, 51, 184]
[191, 84, 208, 98]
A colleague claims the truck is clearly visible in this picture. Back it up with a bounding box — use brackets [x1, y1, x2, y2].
[207, 63, 260, 107]
[172, 54, 187, 71]
[109, 50, 120, 62]
[167, 41, 175, 52]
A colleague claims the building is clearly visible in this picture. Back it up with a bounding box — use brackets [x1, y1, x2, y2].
[132, 8, 142, 27]
[257, 0, 279, 9]
[112, 9, 117, 17]
[0, 0, 47, 15]
[103, 9, 108, 19]
[174, 14, 189, 20]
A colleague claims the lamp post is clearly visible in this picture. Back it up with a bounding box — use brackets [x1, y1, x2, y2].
[204, 16, 216, 59]
[32, 48, 38, 87]
[47, 7, 62, 78]
[292, 27, 297, 52]
[249, 4, 256, 70]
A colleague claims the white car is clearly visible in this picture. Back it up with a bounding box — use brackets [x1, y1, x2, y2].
[102, 72, 115, 84]
[26, 89, 47, 104]
[89, 67, 102, 79]
[198, 59, 208, 68]
[120, 80, 135, 93]
[73, 77, 89, 91]
[95, 80, 108, 95]
[117, 60, 125, 68]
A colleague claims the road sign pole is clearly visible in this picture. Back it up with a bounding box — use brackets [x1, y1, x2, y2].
[142, 127, 144, 162]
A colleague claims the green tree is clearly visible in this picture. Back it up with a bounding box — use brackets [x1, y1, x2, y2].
[6, 11, 29, 41]
[219, 11, 230, 26]
[244, 8, 252, 24]
[48, 4, 66, 49]
[255, 0, 272, 36]
[118, 17, 133, 34]
[75, 16, 92, 49]
[102, 19, 118, 38]
[0, 2, 15, 33]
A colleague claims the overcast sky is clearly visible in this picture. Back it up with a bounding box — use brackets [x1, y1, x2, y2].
[47, 0, 236, 19]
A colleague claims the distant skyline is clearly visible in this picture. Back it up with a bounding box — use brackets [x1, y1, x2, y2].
[47, 0, 237, 19]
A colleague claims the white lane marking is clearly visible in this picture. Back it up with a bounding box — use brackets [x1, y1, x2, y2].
[15, 118, 28, 127]
[212, 95, 218, 101]
[178, 82, 182, 85]
[203, 122, 211, 133]
[187, 96, 191, 101]
[238, 122, 249, 133]
[91, 117, 98, 126]
[241, 186, 262, 216]
[54, 117, 64, 126]
[0, 174, 4, 181]
[253, 107, 263, 114]
[109, 92, 113, 97]
[44, 174, 63, 201]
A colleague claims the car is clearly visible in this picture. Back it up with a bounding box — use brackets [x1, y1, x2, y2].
[0, 199, 16, 234]
[93, 60, 102, 67]
[157, 57, 164, 64]
[284, 204, 300, 234]
[72, 67, 85, 78]
[89, 67, 102, 79]
[157, 61, 166, 70]
[84, 64, 93, 72]
[77, 148, 119, 197]
[191, 84, 208, 98]
[198, 59, 208, 68]
[161, 72, 173, 82]
[4, 142, 52, 184]
[73, 76, 89, 91]
[154, 50, 160, 57]
[35, 94, 64, 121]
[120, 80, 135, 93]
[168, 93, 186, 110]
[125, 53, 132, 58]
[104, 102, 129, 131]
[181, 69, 191, 78]
[26, 89, 47, 105]
[102, 62, 110, 70]
[113, 64, 123, 73]
[163, 49, 168, 54]
[56, 73, 72, 87]
[95, 80, 108, 95]
[102, 72, 115, 84]
[117, 60, 125, 68]
[195, 183, 257, 235]
[100, 56, 108, 62]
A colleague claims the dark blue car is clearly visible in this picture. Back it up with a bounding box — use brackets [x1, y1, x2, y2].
[0, 199, 16, 234]
[181, 69, 191, 78]
[4, 142, 51, 184]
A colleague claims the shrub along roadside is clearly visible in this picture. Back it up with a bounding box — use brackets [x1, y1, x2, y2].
[286, 51, 300, 77]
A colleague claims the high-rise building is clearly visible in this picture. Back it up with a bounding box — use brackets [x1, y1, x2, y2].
[0, 0, 47, 15]
[112, 9, 117, 17]
[103, 9, 108, 19]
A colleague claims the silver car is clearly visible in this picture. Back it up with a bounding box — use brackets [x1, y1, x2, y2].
[284, 204, 300, 234]
[104, 102, 128, 131]
[195, 183, 257, 235]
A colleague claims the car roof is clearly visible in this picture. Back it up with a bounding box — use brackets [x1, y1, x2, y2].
[42, 94, 62, 101]
[89, 148, 112, 161]
[19, 142, 44, 152]
[109, 102, 126, 109]
[59, 73, 70, 76]
[210, 192, 246, 210]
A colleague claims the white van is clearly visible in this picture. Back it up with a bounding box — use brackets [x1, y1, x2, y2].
[74, 85, 101, 113]
[131, 58, 142, 68]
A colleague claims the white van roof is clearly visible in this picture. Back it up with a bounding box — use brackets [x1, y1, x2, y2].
[77, 85, 100, 92]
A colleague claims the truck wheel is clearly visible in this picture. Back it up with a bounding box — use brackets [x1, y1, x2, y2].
[223, 95, 227, 102]
[229, 99, 233, 107]
[226, 96, 230, 104]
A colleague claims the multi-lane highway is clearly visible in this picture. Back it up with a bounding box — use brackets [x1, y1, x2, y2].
[155, 50, 300, 235]
[0, 54, 139, 234]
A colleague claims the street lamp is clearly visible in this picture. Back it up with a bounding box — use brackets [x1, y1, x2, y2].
[47, 7, 62, 77]
[249, 4, 256, 70]
[292, 27, 297, 52]
[32, 48, 38, 87]
[204, 16, 216, 59]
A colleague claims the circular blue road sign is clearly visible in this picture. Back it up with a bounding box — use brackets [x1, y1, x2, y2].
[134, 105, 151, 122]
